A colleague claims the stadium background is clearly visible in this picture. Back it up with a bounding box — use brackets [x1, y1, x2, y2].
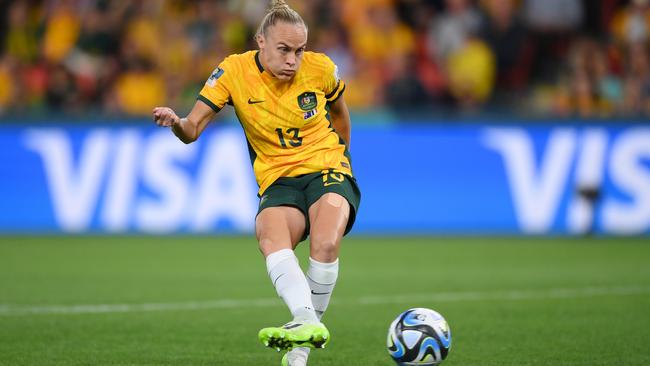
[1, 0, 649, 235]
[1, 1, 649, 366]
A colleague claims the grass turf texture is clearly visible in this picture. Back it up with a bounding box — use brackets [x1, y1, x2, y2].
[0, 236, 649, 366]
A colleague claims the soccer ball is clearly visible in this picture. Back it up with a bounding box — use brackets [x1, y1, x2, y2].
[387, 308, 452, 365]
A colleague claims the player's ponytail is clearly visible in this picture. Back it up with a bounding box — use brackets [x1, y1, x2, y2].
[256, 0, 307, 39]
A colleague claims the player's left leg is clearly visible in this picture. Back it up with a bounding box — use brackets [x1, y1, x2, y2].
[308, 192, 350, 261]
[306, 170, 360, 320]
[286, 193, 351, 364]
[283, 193, 349, 365]
[307, 192, 349, 317]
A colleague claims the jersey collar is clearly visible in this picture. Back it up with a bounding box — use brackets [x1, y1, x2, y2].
[254, 51, 264, 73]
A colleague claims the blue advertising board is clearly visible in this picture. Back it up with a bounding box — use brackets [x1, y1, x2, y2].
[1, 122, 649, 235]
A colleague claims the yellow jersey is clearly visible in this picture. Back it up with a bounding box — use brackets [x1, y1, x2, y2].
[198, 50, 352, 195]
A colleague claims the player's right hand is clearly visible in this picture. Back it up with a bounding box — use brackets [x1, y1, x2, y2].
[152, 107, 180, 127]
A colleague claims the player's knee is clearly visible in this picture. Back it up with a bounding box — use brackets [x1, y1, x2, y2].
[310, 235, 339, 261]
[258, 237, 279, 256]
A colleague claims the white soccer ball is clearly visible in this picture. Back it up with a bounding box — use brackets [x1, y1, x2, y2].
[387, 308, 452, 365]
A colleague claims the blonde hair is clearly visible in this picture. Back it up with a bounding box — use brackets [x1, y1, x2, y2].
[256, 0, 307, 38]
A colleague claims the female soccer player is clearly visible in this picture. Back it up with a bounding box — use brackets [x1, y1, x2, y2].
[153, 1, 360, 365]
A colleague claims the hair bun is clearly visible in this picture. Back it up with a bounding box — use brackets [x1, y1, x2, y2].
[256, 0, 307, 38]
[270, 0, 289, 10]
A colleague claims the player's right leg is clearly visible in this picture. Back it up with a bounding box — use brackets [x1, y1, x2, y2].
[256, 205, 330, 351]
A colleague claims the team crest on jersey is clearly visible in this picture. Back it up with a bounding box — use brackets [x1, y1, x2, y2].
[206, 67, 224, 87]
[297, 92, 317, 111]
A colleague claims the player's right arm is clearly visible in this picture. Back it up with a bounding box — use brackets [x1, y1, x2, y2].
[152, 101, 216, 144]
[153, 58, 234, 144]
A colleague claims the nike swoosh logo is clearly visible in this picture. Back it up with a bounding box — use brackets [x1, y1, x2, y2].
[311, 290, 331, 295]
[324, 182, 341, 187]
[273, 273, 285, 287]
[248, 98, 264, 104]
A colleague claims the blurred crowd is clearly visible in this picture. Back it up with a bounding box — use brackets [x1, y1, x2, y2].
[1, 0, 650, 119]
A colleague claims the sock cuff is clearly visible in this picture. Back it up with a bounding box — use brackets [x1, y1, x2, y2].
[307, 257, 339, 284]
[266, 248, 296, 274]
[308, 257, 339, 268]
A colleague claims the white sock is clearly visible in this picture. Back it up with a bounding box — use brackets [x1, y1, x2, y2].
[306, 257, 339, 320]
[266, 249, 318, 322]
[287, 347, 310, 364]
[287, 258, 338, 361]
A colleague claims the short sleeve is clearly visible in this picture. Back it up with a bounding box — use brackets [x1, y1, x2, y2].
[323, 57, 346, 103]
[197, 59, 233, 113]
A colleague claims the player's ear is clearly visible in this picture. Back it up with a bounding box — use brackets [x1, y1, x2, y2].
[256, 34, 265, 51]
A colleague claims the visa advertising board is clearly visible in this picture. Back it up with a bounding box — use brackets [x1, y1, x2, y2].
[1, 122, 648, 235]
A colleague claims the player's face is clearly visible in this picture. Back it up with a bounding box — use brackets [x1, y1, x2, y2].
[257, 22, 307, 81]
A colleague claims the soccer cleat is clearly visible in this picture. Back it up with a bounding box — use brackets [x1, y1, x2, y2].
[259, 320, 330, 351]
[281, 347, 310, 366]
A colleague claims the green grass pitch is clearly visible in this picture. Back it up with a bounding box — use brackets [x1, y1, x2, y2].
[1, 236, 649, 366]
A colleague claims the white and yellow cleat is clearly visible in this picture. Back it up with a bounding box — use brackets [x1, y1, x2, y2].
[259, 321, 329, 351]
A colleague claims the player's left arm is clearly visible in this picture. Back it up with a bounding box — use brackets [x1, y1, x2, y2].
[327, 96, 351, 147]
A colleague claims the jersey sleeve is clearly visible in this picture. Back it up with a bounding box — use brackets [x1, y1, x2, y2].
[322, 56, 346, 103]
[197, 58, 234, 113]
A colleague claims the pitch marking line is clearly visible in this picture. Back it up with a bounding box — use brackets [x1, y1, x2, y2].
[0, 285, 648, 317]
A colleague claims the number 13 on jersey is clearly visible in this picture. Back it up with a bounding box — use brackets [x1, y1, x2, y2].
[275, 128, 303, 148]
